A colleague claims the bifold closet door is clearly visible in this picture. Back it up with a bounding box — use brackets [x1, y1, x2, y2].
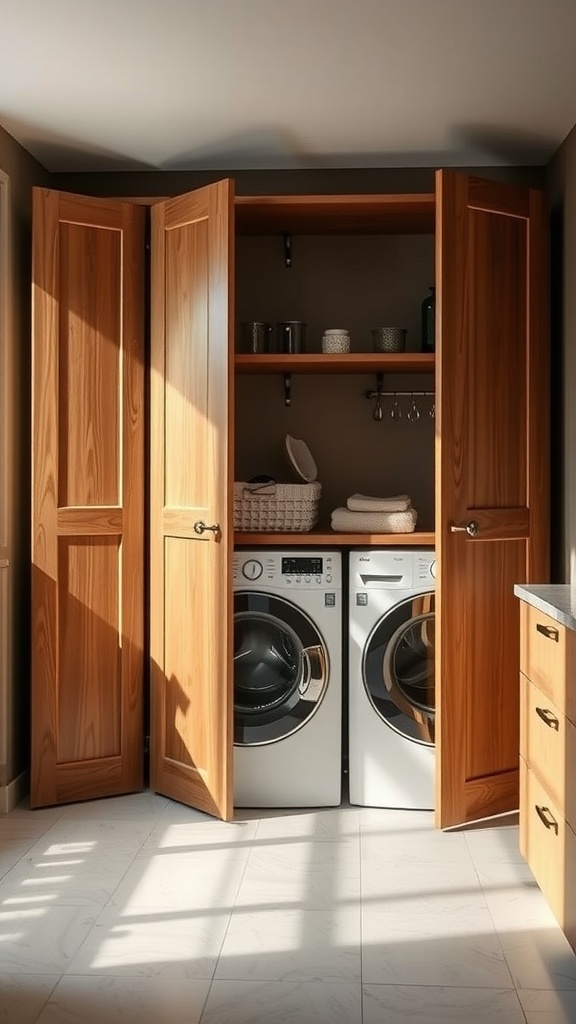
[435, 170, 549, 829]
[149, 180, 235, 821]
[31, 189, 145, 807]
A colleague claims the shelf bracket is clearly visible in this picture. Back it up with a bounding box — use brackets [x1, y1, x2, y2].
[283, 232, 292, 268]
[284, 372, 292, 407]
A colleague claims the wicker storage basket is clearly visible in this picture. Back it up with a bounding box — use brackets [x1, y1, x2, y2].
[234, 480, 321, 532]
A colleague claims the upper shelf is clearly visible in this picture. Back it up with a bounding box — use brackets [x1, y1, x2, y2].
[234, 529, 436, 547]
[234, 353, 436, 374]
[235, 193, 436, 235]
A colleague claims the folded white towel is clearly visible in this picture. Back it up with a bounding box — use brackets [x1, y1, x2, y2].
[346, 492, 412, 513]
[331, 506, 417, 533]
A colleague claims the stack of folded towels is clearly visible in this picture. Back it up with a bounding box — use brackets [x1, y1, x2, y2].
[330, 493, 417, 533]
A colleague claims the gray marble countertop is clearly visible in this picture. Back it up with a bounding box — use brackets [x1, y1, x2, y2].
[514, 584, 576, 631]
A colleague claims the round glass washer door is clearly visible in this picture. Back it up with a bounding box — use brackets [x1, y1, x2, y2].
[362, 591, 435, 746]
[234, 591, 329, 746]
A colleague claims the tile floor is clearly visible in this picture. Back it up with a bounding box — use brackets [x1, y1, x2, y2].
[1, 788, 576, 1023]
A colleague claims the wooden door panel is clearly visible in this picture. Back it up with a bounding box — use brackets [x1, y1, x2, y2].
[57, 538, 121, 761]
[31, 189, 145, 808]
[58, 223, 121, 506]
[150, 180, 234, 821]
[436, 171, 549, 828]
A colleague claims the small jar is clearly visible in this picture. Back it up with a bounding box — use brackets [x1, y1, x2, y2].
[322, 328, 350, 354]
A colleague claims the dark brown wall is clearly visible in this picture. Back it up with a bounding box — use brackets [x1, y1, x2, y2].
[50, 165, 546, 198]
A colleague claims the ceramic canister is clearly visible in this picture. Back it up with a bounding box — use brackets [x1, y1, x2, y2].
[322, 328, 350, 353]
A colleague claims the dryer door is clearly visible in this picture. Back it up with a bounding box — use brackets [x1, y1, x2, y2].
[363, 592, 435, 746]
[234, 591, 329, 746]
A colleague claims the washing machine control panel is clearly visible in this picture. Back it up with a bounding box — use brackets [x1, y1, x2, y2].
[241, 559, 263, 581]
[233, 551, 340, 588]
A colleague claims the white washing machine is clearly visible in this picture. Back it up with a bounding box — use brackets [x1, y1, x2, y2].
[233, 549, 342, 808]
[348, 548, 436, 809]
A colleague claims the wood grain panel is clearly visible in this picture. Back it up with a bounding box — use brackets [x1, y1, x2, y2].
[57, 538, 121, 761]
[165, 217, 209, 508]
[520, 759, 576, 951]
[521, 673, 576, 827]
[235, 193, 436, 234]
[463, 540, 525, 780]
[31, 188, 145, 807]
[234, 353, 435, 374]
[59, 222, 120, 507]
[463, 507, 530, 541]
[520, 604, 576, 723]
[467, 211, 526, 508]
[435, 171, 549, 828]
[150, 180, 234, 820]
[163, 538, 214, 767]
[57, 507, 123, 534]
[468, 178, 530, 218]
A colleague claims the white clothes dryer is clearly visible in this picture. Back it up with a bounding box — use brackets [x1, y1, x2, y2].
[348, 548, 436, 809]
[233, 549, 342, 808]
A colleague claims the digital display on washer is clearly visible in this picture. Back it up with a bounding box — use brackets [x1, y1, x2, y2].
[282, 557, 323, 575]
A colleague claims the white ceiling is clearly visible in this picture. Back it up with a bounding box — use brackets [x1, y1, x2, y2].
[2, 0, 576, 173]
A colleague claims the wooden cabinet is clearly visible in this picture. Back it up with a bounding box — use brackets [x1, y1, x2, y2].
[31, 172, 549, 826]
[518, 599, 576, 950]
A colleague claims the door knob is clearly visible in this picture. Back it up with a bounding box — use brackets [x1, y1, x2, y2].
[450, 520, 479, 537]
[193, 520, 220, 536]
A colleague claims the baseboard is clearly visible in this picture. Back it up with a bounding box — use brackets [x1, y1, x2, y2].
[0, 770, 29, 814]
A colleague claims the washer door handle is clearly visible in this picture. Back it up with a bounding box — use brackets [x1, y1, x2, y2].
[299, 644, 327, 701]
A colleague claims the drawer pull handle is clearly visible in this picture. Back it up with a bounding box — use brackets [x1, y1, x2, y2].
[535, 805, 559, 835]
[535, 706, 560, 730]
[536, 622, 559, 642]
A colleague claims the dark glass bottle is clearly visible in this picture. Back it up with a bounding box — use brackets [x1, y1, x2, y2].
[421, 286, 435, 352]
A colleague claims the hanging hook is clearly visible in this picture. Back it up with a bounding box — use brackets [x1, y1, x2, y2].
[407, 393, 420, 421]
[284, 372, 291, 407]
[391, 393, 401, 420]
[283, 233, 292, 268]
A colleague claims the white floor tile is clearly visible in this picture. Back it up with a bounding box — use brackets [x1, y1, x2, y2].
[0, 903, 101, 974]
[519, 988, 576, 1022]
[0, 974, 59, 1024]
[214, 907, 362, 982]
[54, 793, 170, 821]
[108, 847, 249, 911]
[361, 854, 483, 906]
[142, 815, 258, 853]
[500, 928, 576, 990]
[65, 903, 231, 978]
[253, 806, 361, 843]
[235, 839, 360, 910]
[464, 822, 525, 865]
[360, 821, 473, 865]
[35, 975, 210, 1024]
[362, 984, 526, 1023]
[361, 902, 514, 988]
[0, 843, 139, 907]
[0, 795, 575, 1022]
[200, 979, 362, 1023]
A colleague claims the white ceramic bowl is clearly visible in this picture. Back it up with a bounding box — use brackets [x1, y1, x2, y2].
[285, 434, 318, 482]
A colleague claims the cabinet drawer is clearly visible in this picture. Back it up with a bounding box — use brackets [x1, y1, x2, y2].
[519, 758, 576, 950]
[519, 603, 576, 723]
[520, 674, 576, 830]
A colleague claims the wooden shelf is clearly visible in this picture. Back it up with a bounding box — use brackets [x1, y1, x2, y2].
[235, 352, 435, 375]
[235, 193, 436, 235]
[234, 530, 435, 547]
